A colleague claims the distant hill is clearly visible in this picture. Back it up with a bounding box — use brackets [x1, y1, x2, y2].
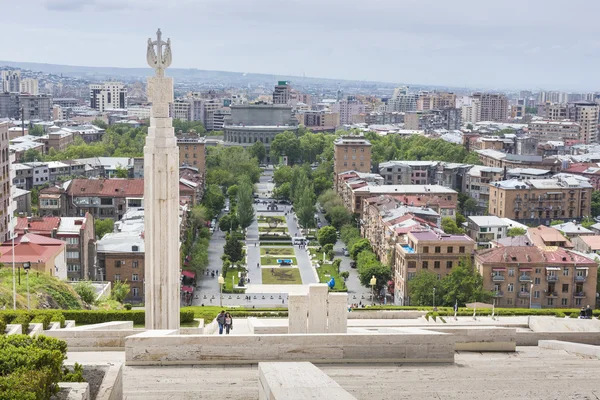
[0, 60, 399, 89]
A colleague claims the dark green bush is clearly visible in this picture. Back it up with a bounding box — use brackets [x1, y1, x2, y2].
[123, 303, 133, 310]
[10, 313, 31, 333]
[180, 309, 194, 323]
[50, 313, 66, 328]
[30, 314, 52, 330]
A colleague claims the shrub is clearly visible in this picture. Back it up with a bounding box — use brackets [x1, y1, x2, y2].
[570, 312, 579, 318]
[0, 310, 194, 327]
[61, 363, 85, 383]
[50, 313, 66, 328]
[10, 313, 31, 333]
[110, 280, 130, 303]
[123, 303, 133, 310]
[30, 314, 52, 330]
[180, 309, 195, 323]
[73, 281, 97, 305]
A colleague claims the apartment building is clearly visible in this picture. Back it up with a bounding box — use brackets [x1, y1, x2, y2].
[378, 161, 438, 185]
[475, 149, 562, 172]
[41, 130, 74, 152]
[331, 97, 366, 125]
[465, 165, 504, 208]
[394, 230, 475, 305]
[543, 102, 600, 144]
[528, 120, 580, 142]
[562, 163, 600, 190]
[0, 233, 67, 279]
[0, 122, 11, 243]
[475, 246, 597, 309]
[471, 93, 508, 122]
[89, 82, 127, 112]
[386, 87, 418, 113]
[417, 92, 456, 111]
[14, 213, 95, 281]
[19, 94, 53, 121]
[334, 170, 384, 200]
[1, 70, 20, 92]
[488, 176, 593, 224]
[20, 78, 39, 95]
[273, 81, 291, 105]
[462, 99, 481, 124]
[296, 110, 339, 131]
[404, 109, 461, 132]
[466, 216, 509, 243]
[333, 136, 372, 178]
[176, 134, 206, 172]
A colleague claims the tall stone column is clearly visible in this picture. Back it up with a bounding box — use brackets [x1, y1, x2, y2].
[307, 284, 328, 333]
[144, 29, 180, 330]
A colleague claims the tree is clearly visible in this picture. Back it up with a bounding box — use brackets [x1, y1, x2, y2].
[270, 131, 301, 165]
[326, 206, 352, 230]
[236, 178, 255, 230]
[466, 123, 473, 130]
[550, 220, 565, 226]
[356, 251, 391, 292]
[248, 141, 266, 162]
[350, 238, 371, 260]
[224, 233, 244, 263]
[23, 149, 43, 163]
[219, 213, 239, 232]
[273, 165, 293, 186]
[462, 198, 478, 216]
[442, 258, 490, 307]
[441, 217, 464, 234]
[73, 281, 97, 305]
[323, 244, 334, 253]
[592, 191, 600, 217]
[95, 219, 114, 240]
[333, 259, 342, 274]
[317, 226, 337, 247]
[202, 184, 225, 217]
[507, 227, 526, 237]
[115, 165, 129, 178]
[110, 280, 130, 303]
[581, 217, 595, 229]
[91, 118, 108, 129]
[273, 182, 291, 200]
[296, 185, 315, 230]
[340, 270, 349, 280]
[190, 205, 209, 228]
[226, 185, 238, 199]
[408, 271, 444, 306]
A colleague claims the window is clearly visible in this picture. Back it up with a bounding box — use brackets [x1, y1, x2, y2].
[562, 284, 569, 293]
[507, 298, 513, 305]
[535, 268, 541, 274]
[132, 261, 139, 268]
[115, 260, 122, 268]
[435, 246, 441, 253]
[446, 261, 452, 268]
[447, 246, 453, 253]
[66, 251, 79, 259]
[422, 261, 428, 269]
[132, 274, 139, 281]
[534, 290, 540, 298]
[100, 198, 113, 205]
[576, 298, 582, 306]
[408, 272, 415, 280]
[459, 246, 465, 253]
[67, 264, 80, 272]
[534, 277, 540, 285]
[423, 246, 429, 253]
[547, 298, 554, 306]
[434, 261, 440, 269]
[114, 274, 121, 281]
[507, 283, 514, 292]
[508, 269, 515, 276]
[561, 298, 568, 306]
[132, 287, 139, 297]
[563, 268, 569, 276]
[66, 237, 79, 245]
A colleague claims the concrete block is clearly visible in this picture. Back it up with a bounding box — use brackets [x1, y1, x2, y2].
[308, 284, 328, 333]
[57, 382, 90, 400]
[5, 324, 22, 335]
[538, 340, 600, 359]
[327, 293, 348, 333]
[426, 327, 517, 352]
[28, 322, 44, 337]
[288, 294, 308, 334]
[95, 363, 123, 400]
[259, 362, 357, 400]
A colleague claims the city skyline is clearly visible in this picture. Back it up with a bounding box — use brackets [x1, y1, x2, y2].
[3, 0, 600, 91]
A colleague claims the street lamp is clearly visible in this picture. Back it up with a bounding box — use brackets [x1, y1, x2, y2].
[23, 262, 31, 310]
[11, 231, 17, 310]
[529, 282, 534, 309]
[218, 274, 225, 307]
[369, 275, 376, 302]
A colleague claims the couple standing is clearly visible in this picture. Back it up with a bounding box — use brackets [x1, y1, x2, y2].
[216, 310, 233, 334]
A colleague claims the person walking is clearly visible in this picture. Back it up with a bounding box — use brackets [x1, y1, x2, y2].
[224, 312, 233, 334]
[216, 310, 226, 335]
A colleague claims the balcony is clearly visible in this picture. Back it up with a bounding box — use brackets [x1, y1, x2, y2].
[492, 275, 505, 282]
[574, 292, 586, 298]
[518, 275, 531, 282]
[545, 291, 558, 297]
[546, 275, 559, 282]
[492, 291, 504, 298]
[517, 291, 530, 298]
[574, 276, 587, 282]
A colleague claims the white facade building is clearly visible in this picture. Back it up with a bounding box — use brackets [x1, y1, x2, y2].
[89, 82, 127, 112]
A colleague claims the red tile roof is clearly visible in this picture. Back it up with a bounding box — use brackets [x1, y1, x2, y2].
[0, 233, 65, 263]
[67, 179, 144, 197]
[475, 245, 595, 265]
[15, 217, 61, 236]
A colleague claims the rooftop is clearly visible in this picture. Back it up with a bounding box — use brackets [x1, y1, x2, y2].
[410, 230, 473, 242]
[468, 216, 509, 227]
[353, 185, 456, 195]
[577, 235, 600, 250]
[67, 179, 144, 197]
[551, 222, 593, 235]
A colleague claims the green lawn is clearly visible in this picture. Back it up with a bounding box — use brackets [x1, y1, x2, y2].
[222, 269, 245, 292]
[258, 226, 288, 233]
[261, 256, 297, 266]
[260, 247, 295, 256]
[308, 248, 327, 262]
[262, 268, 302, 284]
[316, 264, 346, 290]
[257, 216, 286, 223]
[260, 241, 293, 246]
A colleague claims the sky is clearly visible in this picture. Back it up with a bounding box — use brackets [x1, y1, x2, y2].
[2, 0, 600, 90]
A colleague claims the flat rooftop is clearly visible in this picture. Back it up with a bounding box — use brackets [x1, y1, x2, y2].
[68, 347, 600, 399]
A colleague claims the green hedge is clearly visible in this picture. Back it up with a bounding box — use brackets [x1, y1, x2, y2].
[352, 306, 598, 318]
[259, 235, 291, 240]
[30, 314, 52, 330]
[0, 317, 6, 334]
[10, 314, 31, 333]
[260, 241, 293, 246]
[50, 313, 66, 328]
[0, 335, 68, 399]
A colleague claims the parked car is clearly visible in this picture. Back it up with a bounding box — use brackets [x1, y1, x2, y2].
[350, 261, 357, 269]
[344, 249, 350, 256]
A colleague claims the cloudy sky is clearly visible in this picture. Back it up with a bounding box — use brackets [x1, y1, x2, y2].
[2, 0, 600, 90]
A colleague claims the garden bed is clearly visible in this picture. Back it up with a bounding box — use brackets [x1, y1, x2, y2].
[261, 268, 302, 284]
[316, 264, 346, 290]
[260, 241, 293, 246]
[261, 256, 297, 266]
[260, 247, 295, 256]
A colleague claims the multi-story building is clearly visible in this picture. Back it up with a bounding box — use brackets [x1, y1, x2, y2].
[12, 162, 49, 190]
[568, 101, 599, 144]
[89, 82, 127, 112]
[0, 233, 67, 279]
[488, 176, 593, 224]
[20, 78, 39, 95]
[1, 70, 20, 92]
[171, 99, 192, 120]
[333, 136, 372, 178]
[378, 161, 438, 185]
[223, 104, 298, 162]
[475, 246, 597, 309]
[475, 149, 562, 172]
[471, 93, 508, 122]
[331, 97, 366, 125]
[53, 98, 80, 108]
[466, 216, 510, 243]
[14, 213, 95, 281]
[394, 230, 475, 305]
[386, 87, 418, 113]
[404, 109, 461, 132]
[62, 125, 105, 143]
[465, 165, 504, 209]
[273, 81, 291, 105]
[462, 99, 481, 124]
[0, 122, 11, 243]
[0, 92, 20, 119]
[41, 130, 74, 152]
[176, 133, 206, 173]
[528, 120, 580, 142]
[417, 92, 457, 111]
[17, 94, 53, 121]
[296, 110, 339, 131]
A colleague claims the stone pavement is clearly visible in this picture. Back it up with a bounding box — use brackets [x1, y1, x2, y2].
[66, 347, 600, 399]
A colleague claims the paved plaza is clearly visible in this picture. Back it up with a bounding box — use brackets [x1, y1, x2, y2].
[67, 347, 600, 399]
